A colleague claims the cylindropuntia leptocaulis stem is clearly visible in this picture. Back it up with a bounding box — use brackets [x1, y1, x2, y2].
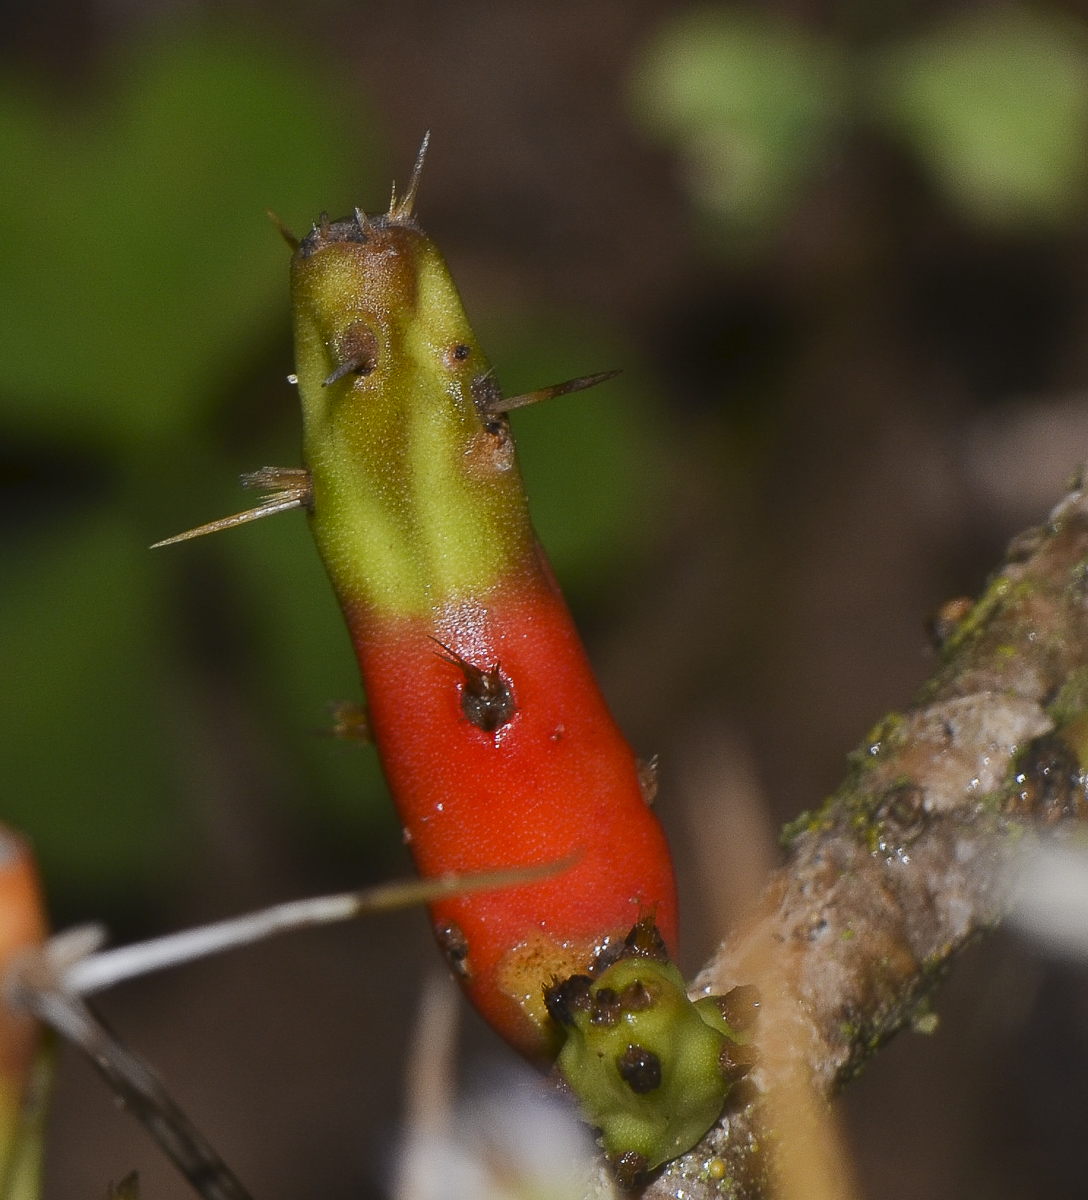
[155, 136, 757, 1180]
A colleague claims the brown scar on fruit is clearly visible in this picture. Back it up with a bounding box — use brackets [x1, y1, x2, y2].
[443, 342, 472, 368]
[324, 321, 380, 387]
[496, 932, 601, 1036]
[617, 1045, 662, 1094]
[431, 639, 517, 733]
[434, 921, 472, 980]
[464, 421, 516, 476]
[612, 1150, 649, 1191]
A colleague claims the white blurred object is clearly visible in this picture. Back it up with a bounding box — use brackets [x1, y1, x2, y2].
[1008, 839, 1088, 959]
[394, 1078, 602, 1200]
[392, 973, 603, 1200]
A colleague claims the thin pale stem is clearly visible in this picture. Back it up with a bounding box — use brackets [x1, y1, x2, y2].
[13, 983, 253, 1200]
[58, 861, 573, 996]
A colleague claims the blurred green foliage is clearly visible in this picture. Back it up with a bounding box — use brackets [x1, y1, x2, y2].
[0, 22, 669, 909]
[0, 23, 377, 905]
[632, 3, 1088, 239]
[872, 7, 1088, 229]
[1, 509, 171, 892]
[0, 30, 367, 447]
[630, 8, 846, 245]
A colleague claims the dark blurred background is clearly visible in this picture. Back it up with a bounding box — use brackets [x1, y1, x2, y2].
[4, 1, 1088, 1197]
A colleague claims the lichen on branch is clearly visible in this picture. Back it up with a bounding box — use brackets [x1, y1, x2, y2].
[638, 469, 1088, 1200]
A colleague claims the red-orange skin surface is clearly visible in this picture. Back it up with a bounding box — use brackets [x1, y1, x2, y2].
[0, 827, 46, 1133]
[346, 555, 678, 1061]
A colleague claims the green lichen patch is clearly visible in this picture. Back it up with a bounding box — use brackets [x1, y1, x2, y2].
[934, 574, 1012, 660]
[1045, 665, 1088, 730]
[780, 715, 909, 852]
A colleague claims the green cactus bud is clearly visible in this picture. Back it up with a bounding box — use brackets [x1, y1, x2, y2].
[546, 955, 756, 1181]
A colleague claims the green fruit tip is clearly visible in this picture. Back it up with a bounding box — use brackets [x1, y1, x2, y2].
[545, 950, 759, 1183]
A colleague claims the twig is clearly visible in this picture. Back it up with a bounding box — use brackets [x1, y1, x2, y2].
[58, 861, 573, 997]
[640, 469, 1088, 1199]
[3, 862, 570, 1200]
[7, 948, 253, 1200]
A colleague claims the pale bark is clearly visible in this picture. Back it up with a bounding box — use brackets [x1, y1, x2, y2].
[641, 469, 1088, 1200]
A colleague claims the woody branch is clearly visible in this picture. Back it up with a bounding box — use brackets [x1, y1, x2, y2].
[642, 467, 1088, 1200]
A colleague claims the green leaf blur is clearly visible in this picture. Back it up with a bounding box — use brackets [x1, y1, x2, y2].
[0, 28, 367, 448]
[872, 8, 1088, 229]
[0, 23, 375, 905]
[630, 7, 846, 244]
[0, 509, 173, 894]
[631, 4, 1088, 241]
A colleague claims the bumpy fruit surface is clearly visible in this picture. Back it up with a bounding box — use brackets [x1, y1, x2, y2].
[545, 927, 758, 1178]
